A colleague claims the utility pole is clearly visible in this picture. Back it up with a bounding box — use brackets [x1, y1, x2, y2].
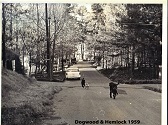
[48, 17, 52, 80]
[45, 3, 51, 80]
[2, 3, 6, 67]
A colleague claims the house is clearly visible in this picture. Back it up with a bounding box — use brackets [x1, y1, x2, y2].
[5, 48, 24, 74]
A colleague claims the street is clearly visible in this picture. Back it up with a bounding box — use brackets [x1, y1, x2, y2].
[39, 62, 161, 125]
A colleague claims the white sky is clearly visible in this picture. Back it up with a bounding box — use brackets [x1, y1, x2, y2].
[78, 3, 92, 12]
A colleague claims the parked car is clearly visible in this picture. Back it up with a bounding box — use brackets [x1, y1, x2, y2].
[65, 67, 81, 80]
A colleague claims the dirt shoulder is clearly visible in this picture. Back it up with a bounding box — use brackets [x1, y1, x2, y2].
[1, 68, 62, 125]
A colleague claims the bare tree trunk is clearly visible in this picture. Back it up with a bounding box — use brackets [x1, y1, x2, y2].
[51, 19, 57, 78]
[10, 3, 13, 48]
[29, 52, 32, 76]
[22, 46, 25, 73]
[94, 49, 95, 61]
[15, 15, 19, 54]
[102, 42, 105, 68]
[131, 44, 135, 79]
[153, 47, 160, 79]
[126, 47, 129, 68]
[121, 49, 123, 67]
[73, 45, 76, 58]
[61, 43, 64, 72]
[35, 3, 40, 77]
[106, 60, 107, 69]
[2, 3, 6, 67]
[81, 43, 83, 60]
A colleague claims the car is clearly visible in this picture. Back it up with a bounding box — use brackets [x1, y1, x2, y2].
[65, 67, 81, 80]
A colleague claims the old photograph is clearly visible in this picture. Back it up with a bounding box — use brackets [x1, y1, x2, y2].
[1, 1, 166, 125]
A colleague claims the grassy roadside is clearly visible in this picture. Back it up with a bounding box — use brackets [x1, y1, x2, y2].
[1, 68, 62, 125]
[98, 68, 161, 83]
[97, 68, 162, 93]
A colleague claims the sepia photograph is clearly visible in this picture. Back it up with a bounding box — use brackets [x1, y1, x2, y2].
[1, 0, 167, 125]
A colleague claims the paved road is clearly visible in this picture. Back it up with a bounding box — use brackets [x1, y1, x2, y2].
[40, 62, 161, 125]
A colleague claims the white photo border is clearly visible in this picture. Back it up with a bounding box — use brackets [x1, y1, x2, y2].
[0, 0, 167, 125]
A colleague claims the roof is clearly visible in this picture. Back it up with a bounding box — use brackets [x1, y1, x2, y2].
[5, 48, 19, 60]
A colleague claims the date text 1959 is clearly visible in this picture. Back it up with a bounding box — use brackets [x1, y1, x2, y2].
[128, 120, 140, 124]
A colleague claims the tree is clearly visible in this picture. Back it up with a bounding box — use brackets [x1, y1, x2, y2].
[119, 4, 162, 79]
[87, 4, 127, 68]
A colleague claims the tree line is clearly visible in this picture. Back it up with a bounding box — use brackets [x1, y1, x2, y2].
[2, 3, 162, 79]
